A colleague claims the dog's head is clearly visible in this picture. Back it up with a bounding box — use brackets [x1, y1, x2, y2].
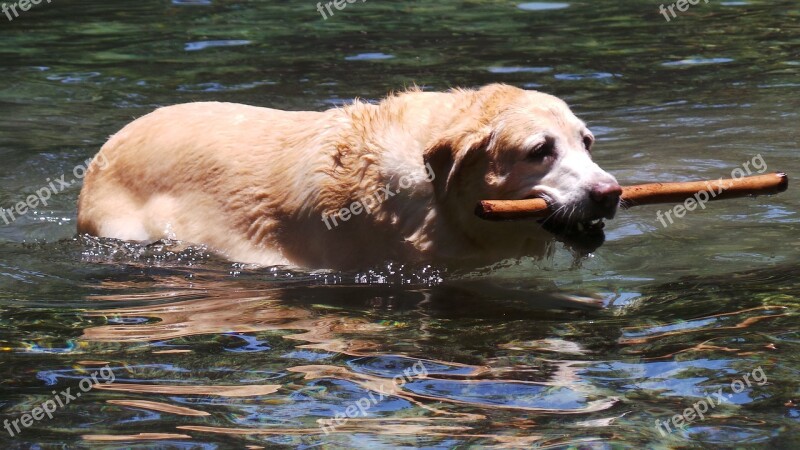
[425, 84, 620, 240]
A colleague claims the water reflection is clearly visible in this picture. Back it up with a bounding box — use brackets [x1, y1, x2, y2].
[70, 270, 620, 445]
[60, 263, 795, 446]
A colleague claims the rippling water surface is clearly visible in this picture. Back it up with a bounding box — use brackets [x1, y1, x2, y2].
[0, 1, 798, 448]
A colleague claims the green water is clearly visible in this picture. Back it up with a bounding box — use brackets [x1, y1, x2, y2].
[0, 0, 798, 448]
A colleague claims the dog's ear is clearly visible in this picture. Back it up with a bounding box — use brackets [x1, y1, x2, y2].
[424, 126, 492, 201]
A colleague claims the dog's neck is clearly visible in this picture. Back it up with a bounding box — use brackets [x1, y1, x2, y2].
[334, 90, 502, 258]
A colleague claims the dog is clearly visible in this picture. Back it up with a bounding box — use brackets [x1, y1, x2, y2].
[77, 84, 621, 269]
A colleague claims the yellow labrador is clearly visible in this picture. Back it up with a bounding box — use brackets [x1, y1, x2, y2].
[77, 84, 620, 269]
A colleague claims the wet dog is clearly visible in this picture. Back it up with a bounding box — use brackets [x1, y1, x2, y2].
[77, 84, 620, 269]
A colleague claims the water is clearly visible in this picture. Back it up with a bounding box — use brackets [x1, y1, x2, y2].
[0, 0, 798, 447]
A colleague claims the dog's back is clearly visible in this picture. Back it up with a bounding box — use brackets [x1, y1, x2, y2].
[78, 102, 339, 265]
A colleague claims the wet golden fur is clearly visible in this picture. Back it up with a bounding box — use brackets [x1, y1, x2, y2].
[78, 84, 616, 269]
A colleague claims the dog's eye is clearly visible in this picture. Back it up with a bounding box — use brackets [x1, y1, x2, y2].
[583, 135, 594, 151]
[527, 139, 555, 161]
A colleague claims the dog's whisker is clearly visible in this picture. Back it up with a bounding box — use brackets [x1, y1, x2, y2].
[540, 204, 567, 226]
[565, 204, 576, 225]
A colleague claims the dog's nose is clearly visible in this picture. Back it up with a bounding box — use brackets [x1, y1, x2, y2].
[590, 182, 622, 210]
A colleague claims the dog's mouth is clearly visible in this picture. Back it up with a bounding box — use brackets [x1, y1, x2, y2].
[539, 215, 606, 236]
[519, 193, 605, 234]
[531, 197, 609, 253]
[540, 215, 607, 254]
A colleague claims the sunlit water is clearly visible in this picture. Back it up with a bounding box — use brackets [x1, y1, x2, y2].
[0, 0, 798, 448]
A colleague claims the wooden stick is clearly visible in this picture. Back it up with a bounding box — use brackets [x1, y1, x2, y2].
[476, 172, 789, 221]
